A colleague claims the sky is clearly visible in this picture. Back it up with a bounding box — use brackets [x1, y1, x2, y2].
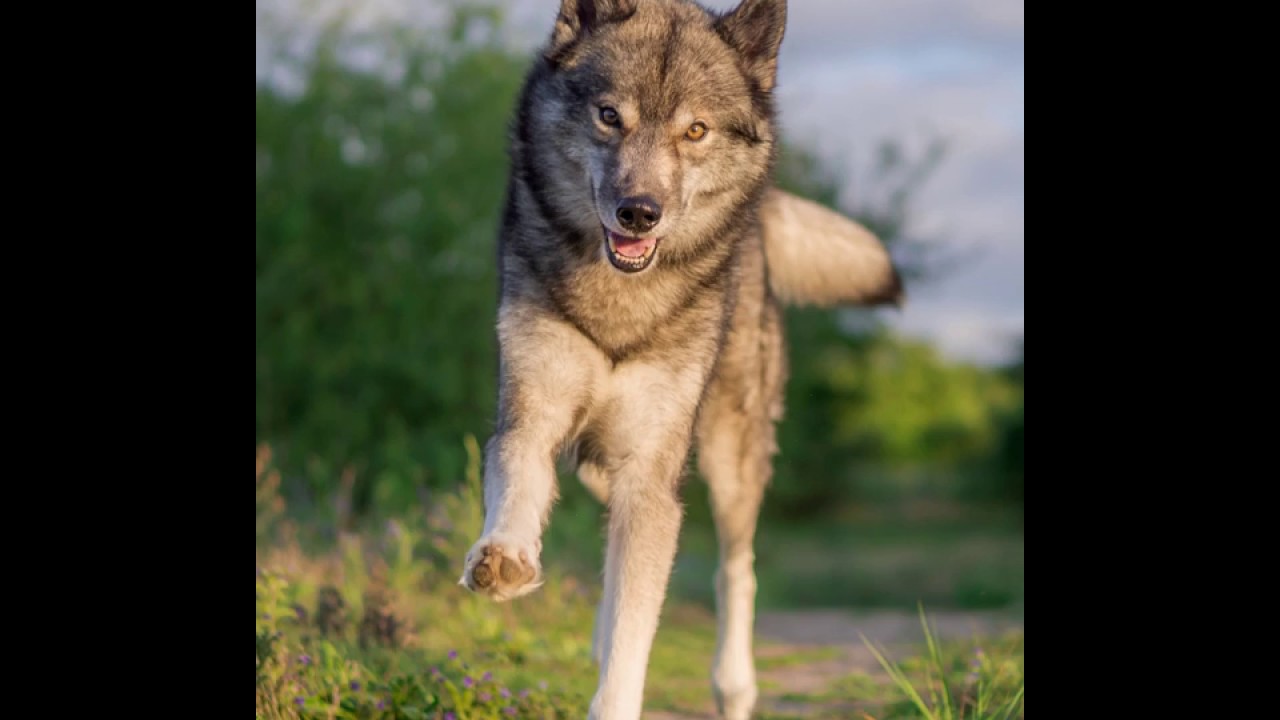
[258, 0, 1024, 366]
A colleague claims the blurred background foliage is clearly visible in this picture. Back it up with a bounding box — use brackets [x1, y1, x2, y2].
[256, 1, 1023, 607]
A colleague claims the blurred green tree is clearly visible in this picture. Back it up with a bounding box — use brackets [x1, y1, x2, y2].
[257, 5, 523, 512]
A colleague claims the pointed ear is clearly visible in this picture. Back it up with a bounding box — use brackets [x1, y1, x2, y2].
[715, 0, 787, 91]
[546, 0, 638, 63]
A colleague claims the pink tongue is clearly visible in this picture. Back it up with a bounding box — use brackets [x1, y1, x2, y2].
[611, 232, 656, 258]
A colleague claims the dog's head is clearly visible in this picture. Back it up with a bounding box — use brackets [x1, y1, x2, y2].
[521, 0, 786, 274]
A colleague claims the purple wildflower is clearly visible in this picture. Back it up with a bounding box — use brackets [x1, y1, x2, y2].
[444, 713, 457, 720]
[970, 657, 982, 670]
[504, 707, 517, 716]
[500, 688, 511, 698]
[463, 676, 474, 688]
[538, 680, 548, 691]
[448, 649, 459, 660]
[479, 692, 492, 703]
[262, 613, 271, 620]
[299, 654, 312, 666]
[519, 689, 531, 699]
[376, 700, 386, 710]
[294, 697, 305, 706]
[349, 681, 361, 692]
[974, 647, 986, 658]
[483, 671, 493, 681]
[430, 667, 442, 678]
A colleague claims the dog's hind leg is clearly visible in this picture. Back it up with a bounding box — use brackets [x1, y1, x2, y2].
[696, 304, 785, 720]
[696, 408, 772, 720]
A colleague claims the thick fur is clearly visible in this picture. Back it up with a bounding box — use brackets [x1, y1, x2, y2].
[760, 187, 903, 307]
[458, 1, 903, 718]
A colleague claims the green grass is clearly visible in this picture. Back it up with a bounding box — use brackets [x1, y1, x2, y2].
[257, 443, 1024, 719]
[861, 607, 1025, 720]
[666, 479, 1025, 612]
[544, 465, 1025, 614]
[670, 515, 1024, 612]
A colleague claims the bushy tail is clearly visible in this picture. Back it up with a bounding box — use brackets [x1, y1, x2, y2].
[760, 187, 904, 308]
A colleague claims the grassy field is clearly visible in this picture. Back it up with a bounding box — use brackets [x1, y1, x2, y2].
[541, 461, 1024, 614]
[257, 445, 1025, 719]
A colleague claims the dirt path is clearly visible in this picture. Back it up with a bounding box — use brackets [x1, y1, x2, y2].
[648, 609, 1024, 719]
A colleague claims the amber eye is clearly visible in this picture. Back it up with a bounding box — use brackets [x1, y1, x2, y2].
[685, 122, 708, 141]
[599, 106, 620, 127]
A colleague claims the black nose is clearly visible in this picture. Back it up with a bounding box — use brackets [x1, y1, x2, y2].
[616, 196, 662, 233]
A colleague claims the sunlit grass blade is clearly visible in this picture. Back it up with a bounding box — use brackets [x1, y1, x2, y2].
[918, 603, 954, 720]
[861, 632, 937, 720]
[999, 685, 1025, 720]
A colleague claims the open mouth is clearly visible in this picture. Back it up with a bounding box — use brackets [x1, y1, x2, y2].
[604, 228, 660, 273]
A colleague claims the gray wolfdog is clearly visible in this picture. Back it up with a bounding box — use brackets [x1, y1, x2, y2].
[459, 0, 902, 717]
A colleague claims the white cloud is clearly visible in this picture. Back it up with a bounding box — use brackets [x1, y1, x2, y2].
[778, 0, 1024, 60]
[891, 301, 1024, 367]
[764, 2, 1024, 365]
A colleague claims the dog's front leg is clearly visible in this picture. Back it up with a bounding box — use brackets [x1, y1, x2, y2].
[589, 362, 705, 720]
[459, 308, 604, 602]
[589, 452, 686, 720]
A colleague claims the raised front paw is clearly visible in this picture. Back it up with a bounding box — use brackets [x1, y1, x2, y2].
[458, 534, 543, 601]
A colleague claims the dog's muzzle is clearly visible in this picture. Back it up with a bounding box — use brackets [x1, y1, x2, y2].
[604, 227, 660, 273]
